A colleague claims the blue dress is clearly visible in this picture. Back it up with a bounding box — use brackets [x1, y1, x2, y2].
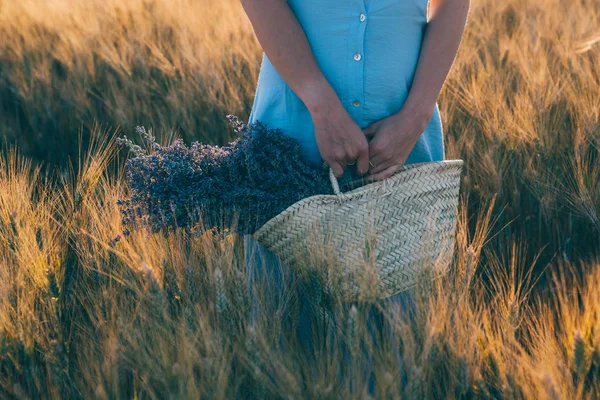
[244, 0, 443, 383]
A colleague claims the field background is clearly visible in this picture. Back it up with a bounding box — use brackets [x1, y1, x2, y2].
[0, 0, 599, 398]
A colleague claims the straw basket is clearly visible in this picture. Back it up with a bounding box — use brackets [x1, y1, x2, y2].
[252, 160, 464, 301]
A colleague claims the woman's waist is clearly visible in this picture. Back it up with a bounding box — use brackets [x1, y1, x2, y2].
[251, 82, 441, 133]
[257, 51, 421, 117]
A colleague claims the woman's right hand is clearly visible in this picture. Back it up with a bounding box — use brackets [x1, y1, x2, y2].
[308, 90, 370, 178]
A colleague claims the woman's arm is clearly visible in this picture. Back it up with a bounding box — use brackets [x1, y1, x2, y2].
[364, 0, 471, 180]
[402, 0, 471, 121]
[241, 0, 370, 177]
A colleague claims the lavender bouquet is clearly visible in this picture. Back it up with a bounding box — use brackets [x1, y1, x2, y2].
[115, 115, 336, 239]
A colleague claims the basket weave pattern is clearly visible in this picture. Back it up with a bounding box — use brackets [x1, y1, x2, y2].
[252, 160, 464, 301]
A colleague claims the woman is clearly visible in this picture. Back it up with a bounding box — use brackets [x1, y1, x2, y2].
[241, 0, 470, 383]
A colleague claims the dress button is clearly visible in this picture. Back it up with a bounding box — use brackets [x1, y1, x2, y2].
[359, 13, 366, 22]
[353, 53, 362, 61]
[352, 100, 361, 107]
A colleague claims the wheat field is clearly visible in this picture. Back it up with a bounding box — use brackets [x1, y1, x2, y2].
[0, 0, 599, 398]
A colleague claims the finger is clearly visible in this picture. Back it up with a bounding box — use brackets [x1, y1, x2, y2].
[369, 159, 396, 175]
[362, 122, 379, 138]
[330, 161, 345, 178]
[363, 129, 375, 139]
[356, 143, 369, 175]
[367, 138, 385, 160]
[369, 144, 398, 167]
[367, 165, 401, 182]
[332, 149, 347, 175]
[344, 149, 357, 166]
[369, 151, 390, 169]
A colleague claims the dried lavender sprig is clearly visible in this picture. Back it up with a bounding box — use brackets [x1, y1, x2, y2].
[115, 115, 334, 239]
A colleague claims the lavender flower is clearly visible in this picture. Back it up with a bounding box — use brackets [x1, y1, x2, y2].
[115, 115, 335, 237]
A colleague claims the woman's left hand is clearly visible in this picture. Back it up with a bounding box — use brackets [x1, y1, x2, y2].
[363, 106, 432, 181]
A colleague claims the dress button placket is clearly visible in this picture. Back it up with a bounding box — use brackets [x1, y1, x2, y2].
[351, 3, 367, 123]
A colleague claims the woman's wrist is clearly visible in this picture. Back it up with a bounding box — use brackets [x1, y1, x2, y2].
[388, 100, 434, 140]
[394, 98, 434, 130]
[298, 79, 341, 117]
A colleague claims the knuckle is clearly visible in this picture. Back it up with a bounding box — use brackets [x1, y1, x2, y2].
[357, 142, 368, 154]
[334, 149, 346, 161]
[323, 155, 334, 165]
[370, 143, 384, 154]
[381, 151, 393, 161]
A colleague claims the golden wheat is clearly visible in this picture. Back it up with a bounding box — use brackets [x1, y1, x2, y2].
[0, 0, 599, 398]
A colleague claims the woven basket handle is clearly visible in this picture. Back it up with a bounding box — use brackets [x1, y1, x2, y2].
[328, 168, 345, 198]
